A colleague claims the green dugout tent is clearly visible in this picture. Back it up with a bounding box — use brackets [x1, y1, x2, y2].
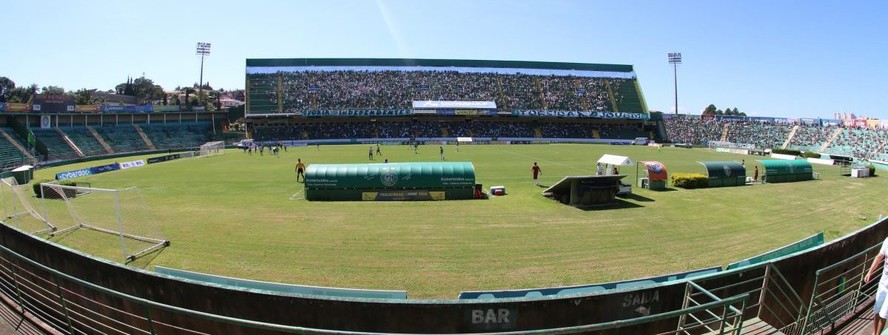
[304, 162, 476, 201]
[758, 160, 814, 183]
[698, 161, 746, 187]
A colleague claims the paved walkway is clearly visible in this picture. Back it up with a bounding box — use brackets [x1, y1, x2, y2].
[0, 296, 50, 335]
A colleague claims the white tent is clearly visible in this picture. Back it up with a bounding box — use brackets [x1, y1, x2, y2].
[596, 154, 632, 175]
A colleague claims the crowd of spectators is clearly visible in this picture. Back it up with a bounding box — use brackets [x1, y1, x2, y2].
[829, 127, 888, 160]
[663, 116, 724, 145]
[248, 70, 629, 113]
[723, 121, 793, 150]
[788, 124, 837, 151]
[252, 119, 653, 142]
[665, 116, 888, 161]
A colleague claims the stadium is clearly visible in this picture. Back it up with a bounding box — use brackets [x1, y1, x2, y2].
[0, 57, 887, 334]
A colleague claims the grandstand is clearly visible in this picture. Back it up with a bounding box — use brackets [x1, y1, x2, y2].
[0, 134, 28, 170]
[245, 59, 645, 113]
[1, 56, 887, 334]
[140, 122, 213, 150]
[245, 58, 655, 143]
[62, 126, 112, 156]
[31, 128, 79, 161]
[93, 125, 151, 153]
[664, 115, 888, 163]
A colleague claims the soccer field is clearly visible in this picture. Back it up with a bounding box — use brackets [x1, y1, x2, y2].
[28, 144, 888, 299]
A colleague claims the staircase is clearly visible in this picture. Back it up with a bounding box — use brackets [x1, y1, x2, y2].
[720, 124, 730, 142]
[634, 79, 650, 115]
[534, 127, 543, 138]
[875, 140, 888, 158]
[576, 78, 591, 110]
[55, 128, 84, 158]
[132, 124, 156, 150]
[781, 125, 799, 149]
[535, 78, 546, 109]
[592, 129, 601, 139]
[495, 77, 508, 112]
[87, 126, 114, 154]
[604, 81, 619, 112]
[656, 121, 668, 142]
[0, 128, 36, 161]
[819, 128, 844, 153]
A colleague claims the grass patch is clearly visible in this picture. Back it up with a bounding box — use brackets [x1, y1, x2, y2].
[27, 144, 888, 298]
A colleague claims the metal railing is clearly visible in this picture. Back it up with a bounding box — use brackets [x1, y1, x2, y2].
[801, 242, 881, 334]
[677, 281, 747, 334]
[0, 241, 754, 335]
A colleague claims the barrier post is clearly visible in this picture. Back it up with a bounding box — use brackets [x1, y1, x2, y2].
[53, 275, 76, 335]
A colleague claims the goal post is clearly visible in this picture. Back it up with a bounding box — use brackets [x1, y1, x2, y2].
[0, 177, 56, 235]
[199, 141, 225, 157]
[37, 182, 169, 262]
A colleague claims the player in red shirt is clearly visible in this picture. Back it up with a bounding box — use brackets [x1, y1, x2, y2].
[531, 162, 542, 186]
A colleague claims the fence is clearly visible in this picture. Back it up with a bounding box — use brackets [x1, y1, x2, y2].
[0, 217, 885, 334]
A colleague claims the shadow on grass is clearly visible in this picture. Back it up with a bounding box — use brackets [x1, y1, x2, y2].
[625, 193, 655, 202]
[127, 246, 167, 268]
[648, 187, 678, 192]
[47, 227, 77, 243]
[573, 198, 644, 211]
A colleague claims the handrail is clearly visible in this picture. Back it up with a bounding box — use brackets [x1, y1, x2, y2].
[767, 265, 806, 308]
[815, 242, 880, 276]
[0, 241, 751, 335]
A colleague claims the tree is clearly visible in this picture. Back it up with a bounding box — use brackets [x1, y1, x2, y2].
[41, 85, 65, 95]
[114, 76, 165, 104]
[7, 84, 37, 103]
[115, 78, 135, 96]
[702, 104, 718, 116]
[183, 87, 195, 109]
[72, 88, 95, 105]
[0, 76, 15, 102]
[132, 76, 164, 103]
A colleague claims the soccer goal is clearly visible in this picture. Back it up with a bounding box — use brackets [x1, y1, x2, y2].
[199, 141, 225, 157]
[0, 177, 56, 235]
[37, 182, 169, 263]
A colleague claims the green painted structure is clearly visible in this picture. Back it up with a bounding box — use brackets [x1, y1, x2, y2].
[304, 162, 476, 201]
[758, 160, 814, 183]
[698, 161, 747, 187]
[155, 266, 407, 299]
[726, 232, 824, 269]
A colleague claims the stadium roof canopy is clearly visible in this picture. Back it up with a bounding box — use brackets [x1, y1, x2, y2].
[246, 58, 634, 73]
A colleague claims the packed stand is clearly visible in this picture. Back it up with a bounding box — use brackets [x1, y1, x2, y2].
[663, 116, 724, 145]
[827, 127, 888, 160]
[252, 70, 629, 114]
[539, 122, 595, 138]
[724, 121, 793, 150]
[789, 124, 837, 152]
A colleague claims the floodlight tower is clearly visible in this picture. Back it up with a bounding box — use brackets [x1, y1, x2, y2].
[196, 42, 211, 104]
[668, 52, 681, 114]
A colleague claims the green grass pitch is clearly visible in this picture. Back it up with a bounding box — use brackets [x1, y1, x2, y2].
[28, 144, 888, 298]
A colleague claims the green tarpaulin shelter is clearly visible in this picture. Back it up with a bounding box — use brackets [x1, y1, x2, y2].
[304, 162, 476, 201]
[698, 161, 746, 187]
[758, 160, 814, 183]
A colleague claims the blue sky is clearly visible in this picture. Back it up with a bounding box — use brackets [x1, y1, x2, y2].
[1, 0, 886, 119]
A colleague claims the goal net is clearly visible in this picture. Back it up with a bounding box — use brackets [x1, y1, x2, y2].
[0, 177, 55, 235]
[0, 179, 169, 263]
[199, 141, 224, 157]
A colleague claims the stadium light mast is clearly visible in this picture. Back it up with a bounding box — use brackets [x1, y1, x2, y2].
[196, 42, 211, 105]
[668, 52, 681, 115]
